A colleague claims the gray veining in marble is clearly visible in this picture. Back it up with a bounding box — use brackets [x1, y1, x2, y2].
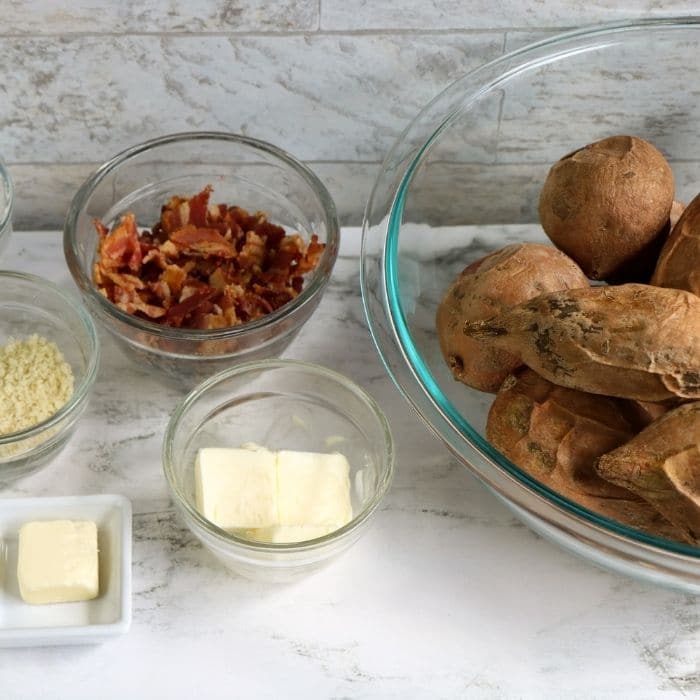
[10, 162, 384, 231]
[0, 231, 698, 699]
[399, 160, 700, 227]
[2, 0, 319, 33]
[11, 156, 700, 233]
[321, 1, 698, 30]
[0, 33, 503, 165]
[496, 36, 700, 166]
[1, 2, 700, 691]
[2, 6, 700, 230]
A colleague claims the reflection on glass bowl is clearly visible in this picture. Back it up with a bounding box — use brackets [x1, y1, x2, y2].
[0, 160, 13, 259]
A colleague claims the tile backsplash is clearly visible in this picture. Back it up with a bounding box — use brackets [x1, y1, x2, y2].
[2, 1, 697, 229]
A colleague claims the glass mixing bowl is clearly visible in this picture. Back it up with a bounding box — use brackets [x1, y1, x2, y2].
[64, 132, 339, 390]
[362, 18, 700, 592]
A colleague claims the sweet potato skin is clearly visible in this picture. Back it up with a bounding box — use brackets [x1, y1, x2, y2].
[464, 284, 700, 402]
[436, 243, 587, 392]
[606, 200, 685, 284]
[669, 199, 686, 230]
[651, 193, 700, 294]
[487, 368, 687, 540]
[630, 400, 671, 425]
[539, 135, 674, 280]
[596, 402, 700, 543]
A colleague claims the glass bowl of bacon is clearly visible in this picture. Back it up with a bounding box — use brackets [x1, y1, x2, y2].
[63, 132, 339, 388]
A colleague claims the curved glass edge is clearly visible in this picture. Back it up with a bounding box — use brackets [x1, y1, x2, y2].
[504, 496, 700, 592]
[361, 20, 700, 565]
[63, 131, 340, 343]
[0, 159, 14, 234]
[162, 358, 395, 553]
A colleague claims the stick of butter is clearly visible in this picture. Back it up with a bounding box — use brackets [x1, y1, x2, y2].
[17, 520, 99, 605]
[196, 447, 278, 529]
[195, 447, 353, 542]
[277, 450, 353, 527]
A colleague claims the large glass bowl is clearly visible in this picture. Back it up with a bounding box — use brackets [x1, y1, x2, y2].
[64, 132, 339, 390]
[362, 18, 700, 592]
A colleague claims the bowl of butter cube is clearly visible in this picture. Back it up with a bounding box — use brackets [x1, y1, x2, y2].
[162, 359, 394, 581]
[0, 494, 131, 647]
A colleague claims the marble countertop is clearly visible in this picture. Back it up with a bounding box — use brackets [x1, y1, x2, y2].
[1, 231, 699, 699]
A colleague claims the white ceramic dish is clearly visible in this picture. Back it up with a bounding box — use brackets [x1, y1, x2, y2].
[0, 494, 132, 647]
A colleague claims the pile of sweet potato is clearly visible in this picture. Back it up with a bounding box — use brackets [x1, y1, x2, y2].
[437, 135, 700, 544]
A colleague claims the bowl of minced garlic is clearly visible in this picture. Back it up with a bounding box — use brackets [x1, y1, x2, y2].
[0, 272, 100, 480]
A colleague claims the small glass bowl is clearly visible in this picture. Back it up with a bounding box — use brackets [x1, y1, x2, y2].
[64, 132, 339, 390]
[0, 160, 13, 258]
[0, 272, 100, 481]
[163, 360, 394, 581]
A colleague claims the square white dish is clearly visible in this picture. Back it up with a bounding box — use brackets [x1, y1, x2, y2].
[0, 494, 132, 647]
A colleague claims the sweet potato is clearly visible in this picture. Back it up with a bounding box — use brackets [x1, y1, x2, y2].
[436, 243, 587, 392]
[607, 199, 686, 284]
[464, 284, 700, 401]
[630, 400, 671, 425]
[670, 199, 686, 230]
[487, 369, 687, 540]
[651, 193, 700, 294]
[539, 135, 674, 280]
[596, 402, 700, 543]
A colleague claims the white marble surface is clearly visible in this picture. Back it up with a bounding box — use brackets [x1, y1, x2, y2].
[1, 231, 699, 699]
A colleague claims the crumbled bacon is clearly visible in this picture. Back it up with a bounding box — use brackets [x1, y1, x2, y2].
[238, 231, 266, 270]
[166, 289, 216, 328]
[93, 186, 325, 330]
[96, 212, 142, 272]
[170, 225, 237, 259]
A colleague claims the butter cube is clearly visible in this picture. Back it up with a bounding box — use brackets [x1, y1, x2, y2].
[17, 520, 99, 605]
[195, 447, 277, 530]
[194, 447, 354, 542]
[277, 451, 353, 527]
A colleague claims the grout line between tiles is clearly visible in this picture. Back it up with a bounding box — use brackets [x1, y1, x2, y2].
[0, 26, 574, 40]
[5, 159, 386, 167]
[7, 157, 700, 168]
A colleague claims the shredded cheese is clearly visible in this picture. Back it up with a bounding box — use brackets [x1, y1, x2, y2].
[0, 334, 74, 437]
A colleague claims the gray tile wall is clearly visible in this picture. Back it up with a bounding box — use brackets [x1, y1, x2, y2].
[1, 2, 697, 229]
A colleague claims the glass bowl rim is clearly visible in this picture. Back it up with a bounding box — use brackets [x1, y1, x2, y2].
[63, 130, 340, 343]
[0, 159, 14, 234]
[364, 18, 700, 559]
[0, 270, 101, 447]
[162, 358, 395, 552]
